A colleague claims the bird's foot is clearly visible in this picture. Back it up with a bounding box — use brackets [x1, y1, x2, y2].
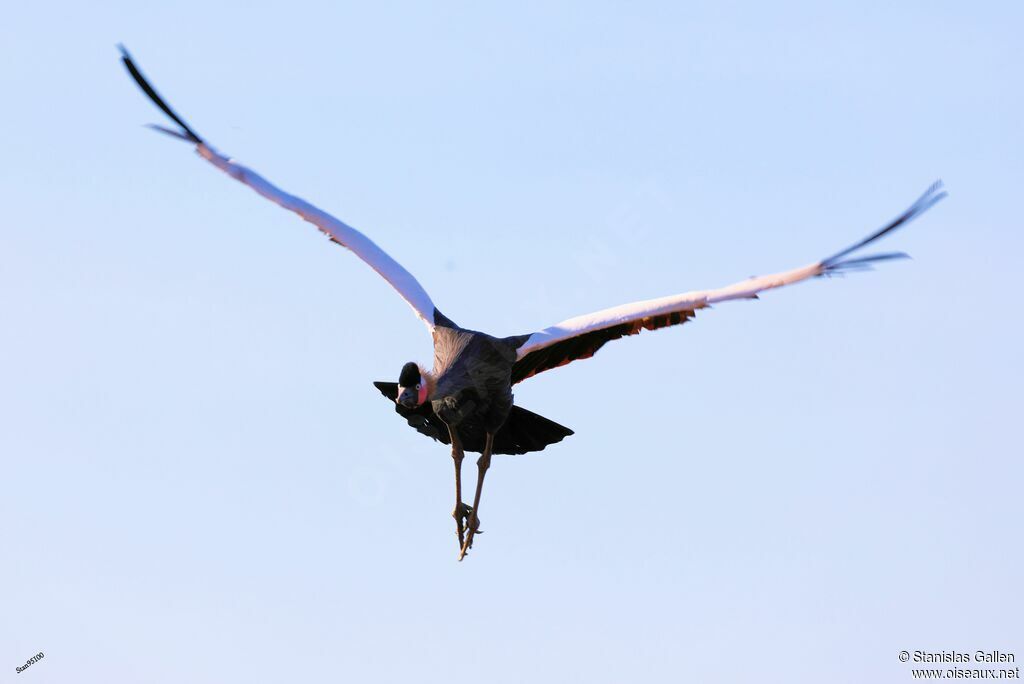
[458, 513, 482, 561]
[452, 502, 473, 547]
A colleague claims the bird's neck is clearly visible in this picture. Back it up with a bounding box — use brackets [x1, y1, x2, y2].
[418, 365, 436, 404]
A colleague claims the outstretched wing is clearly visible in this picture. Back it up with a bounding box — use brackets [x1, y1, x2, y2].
[120, 47, 446, 332]
[512, 182, 946, 384]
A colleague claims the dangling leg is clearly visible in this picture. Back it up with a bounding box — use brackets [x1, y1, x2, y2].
[447, 424, 472, 549]
[459, 431, 494, 561]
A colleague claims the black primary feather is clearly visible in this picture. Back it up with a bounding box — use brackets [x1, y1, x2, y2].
[821, 180, 946, 271]
[119, 45, 204, 144]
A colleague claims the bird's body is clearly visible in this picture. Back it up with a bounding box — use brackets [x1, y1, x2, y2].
[429, 324, 522, 433]
[374, 323, 573, 455]
[120, 47, 946, 560]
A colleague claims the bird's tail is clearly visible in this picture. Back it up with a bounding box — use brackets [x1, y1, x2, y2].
[495, 405, 574, 455]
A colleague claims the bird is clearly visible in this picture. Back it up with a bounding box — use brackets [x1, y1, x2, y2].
[120, 47, 946, 560]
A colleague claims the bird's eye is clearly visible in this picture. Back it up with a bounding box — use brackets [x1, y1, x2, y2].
[415, 383, 421, 390]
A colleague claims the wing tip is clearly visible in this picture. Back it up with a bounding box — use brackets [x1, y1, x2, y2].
[821, 181, 946, 269]
[120, 45, 204, 145]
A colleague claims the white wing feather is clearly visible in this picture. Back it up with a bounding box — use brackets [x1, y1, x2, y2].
[517, 182, 946, 362]
[121, 48, 438, 332]
[195, 144, 438, 330]
[517, 263, 822, 358]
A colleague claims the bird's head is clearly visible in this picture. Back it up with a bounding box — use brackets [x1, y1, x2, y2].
[396, 362, 430, 408]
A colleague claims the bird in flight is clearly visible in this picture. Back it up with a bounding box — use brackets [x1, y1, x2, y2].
[120, 47, 946, 560]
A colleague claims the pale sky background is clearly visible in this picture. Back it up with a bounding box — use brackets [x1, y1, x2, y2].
[1, 2, 1022, 683]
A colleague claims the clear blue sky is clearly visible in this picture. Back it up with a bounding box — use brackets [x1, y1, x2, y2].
[2, 2, 1021, 683]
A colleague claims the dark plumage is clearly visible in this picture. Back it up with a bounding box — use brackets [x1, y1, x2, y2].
[398, 362, 421, 388]
[373, 382, 573, 455]
[378, 325, 576, 454]
[511, 308, 701, 384]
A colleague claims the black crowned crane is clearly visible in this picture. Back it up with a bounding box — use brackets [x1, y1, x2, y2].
[121, 48, 946, 560]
